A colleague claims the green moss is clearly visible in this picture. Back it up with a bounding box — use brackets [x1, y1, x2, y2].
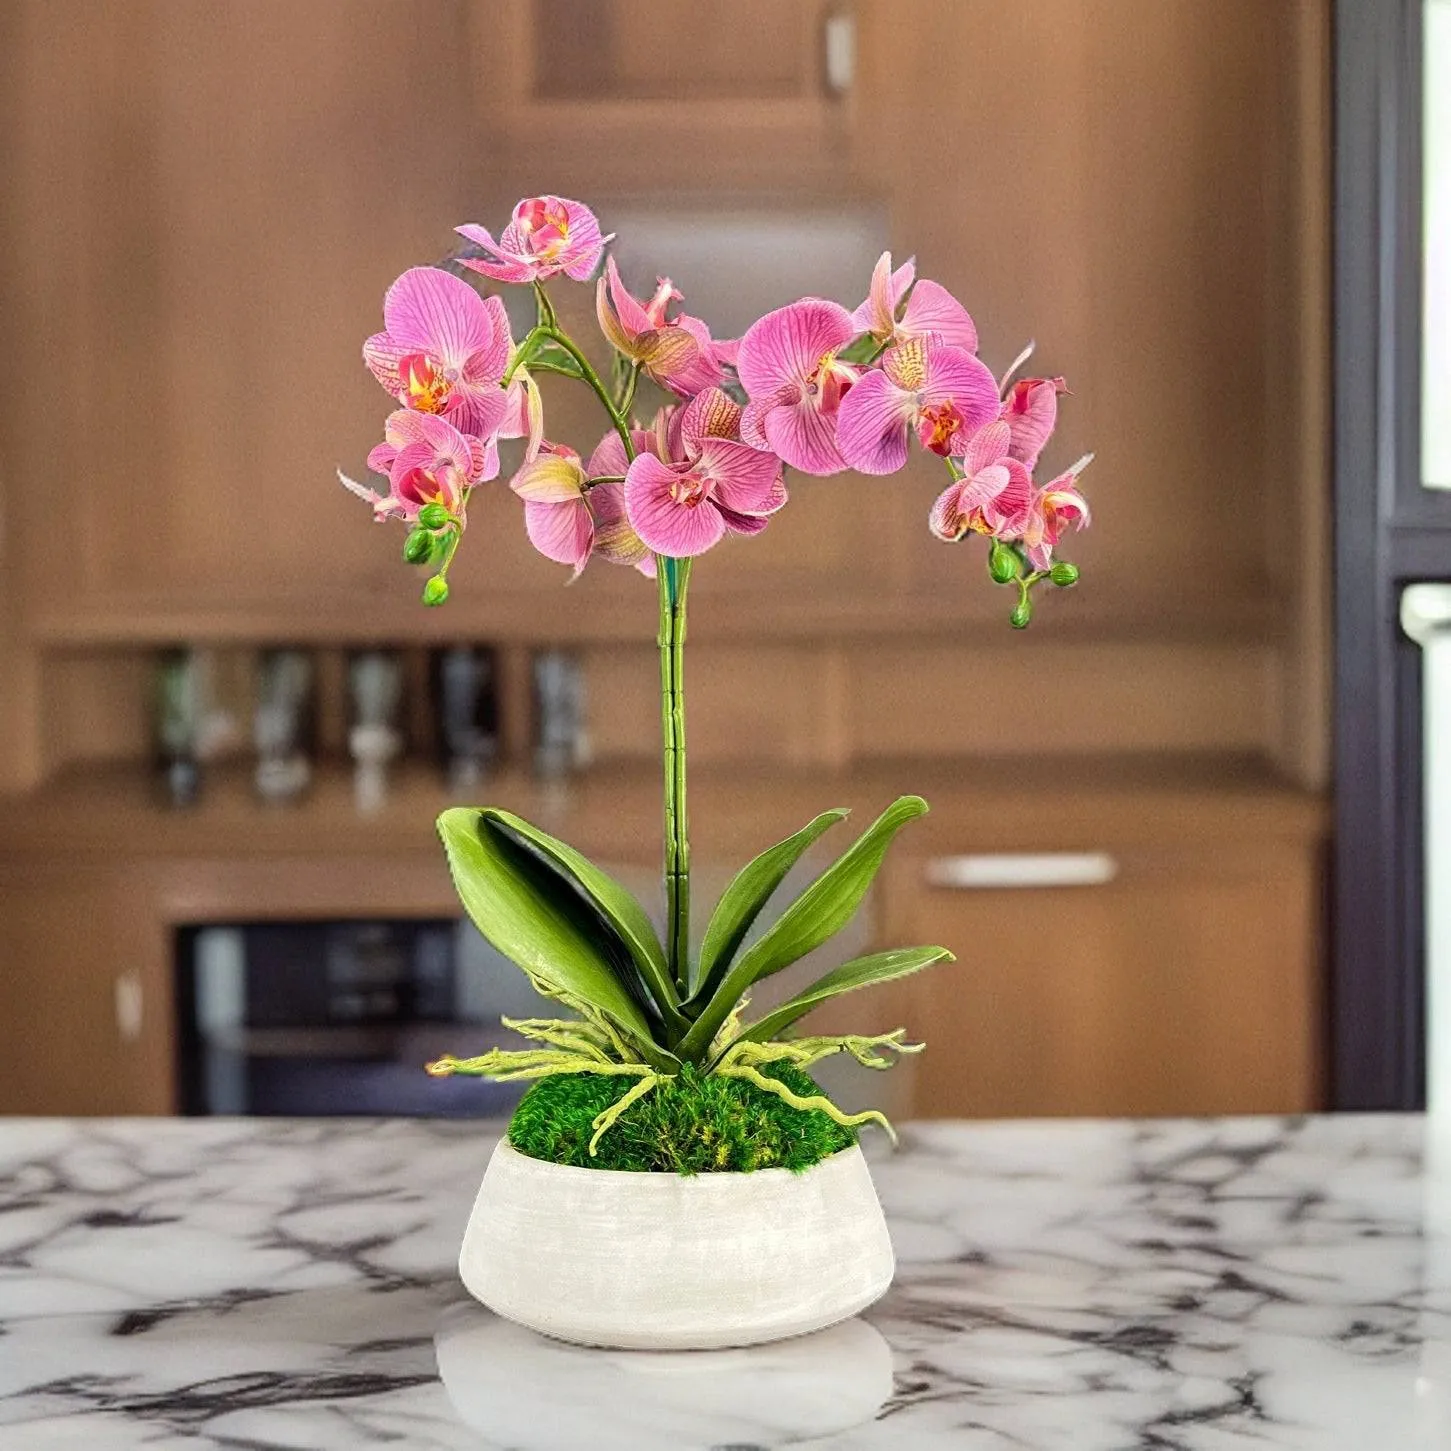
[506, 1063, 857, 1174]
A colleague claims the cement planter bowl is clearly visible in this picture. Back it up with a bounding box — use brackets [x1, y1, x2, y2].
[458, 1140, 896, 1350]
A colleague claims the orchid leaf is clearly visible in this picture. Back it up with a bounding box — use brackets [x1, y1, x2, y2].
[730, 946, 954, 1051]
[676, 796, 930, 1061]
[436, 808, 676, 1070]
[481, 808, 684, 1032]
[691, 808, 850, 1005]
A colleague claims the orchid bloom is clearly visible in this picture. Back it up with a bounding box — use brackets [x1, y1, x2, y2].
[510, 444, 595, 578]
[1018, 456, 1094, 570]
[584, 429, 659, 577]
[594, 258, 725, 397]
[624, 388, 786, 558]
[1000, 376, 1068, 471]
[928, 421, 1033, 543]
[851, 252, 979, 353]
[341, 410, 489, 523]
[362, 268, 512, 441]
[836, 337, 1000, 475]
[456, 196, 612, 284]
[736, 300, 859, 475]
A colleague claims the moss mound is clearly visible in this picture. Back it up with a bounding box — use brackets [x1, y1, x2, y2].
[507, 1063, 857, 1174]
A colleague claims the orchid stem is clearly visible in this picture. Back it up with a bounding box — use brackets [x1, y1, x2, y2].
[657, 556, 692, 996]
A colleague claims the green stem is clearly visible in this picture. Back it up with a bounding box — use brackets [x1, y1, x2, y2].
[542, 326, 634, 460]
[658, 557, 692, 997]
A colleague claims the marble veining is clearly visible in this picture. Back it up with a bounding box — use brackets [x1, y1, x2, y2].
[1, 1114, 1449, 1448]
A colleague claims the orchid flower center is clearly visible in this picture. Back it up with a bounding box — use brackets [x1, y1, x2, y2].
[919, 400, 965, 457]
[401, 354, 452, 415]
[669, 472, 711, 509]
[806, 351, 854, 415]
[516, 198, 571, 258]
[885, 338, 929, 394]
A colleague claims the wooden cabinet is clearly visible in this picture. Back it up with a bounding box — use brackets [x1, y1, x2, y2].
[877, 837, 1323, 1118]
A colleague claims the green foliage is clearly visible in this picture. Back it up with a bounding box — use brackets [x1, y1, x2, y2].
[436, 808, 677, 1071]
[507, 1063, 857, 1174]
[483, 808, 684, 1034]
[736, 946, 955, 1049]
[692, 807, 849, 1003]
[675, 796, 931, 1061]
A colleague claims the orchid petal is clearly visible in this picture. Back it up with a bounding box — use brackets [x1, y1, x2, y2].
[524, 498, 594, 576]
[589, 480, 656, 575]
[362, 332, 406, 395]
[381, 267, 490, 363]
[624, 455, 727, 558]
[928, 480, 971, 541]
[511, 454, 586, 503]
[834, 369, 915, 474]
[921, 346, 1000, 433]
[763, 396, 849, 475]
[1001, 376, 1066, 471]
[716, 505, 772, 537]
[961, 418, 1012, 475]
[901, 279, 978, 352]
[737, 299, 856, 395]
[699, 439, 786, 515]
[677, 387, 744, 453]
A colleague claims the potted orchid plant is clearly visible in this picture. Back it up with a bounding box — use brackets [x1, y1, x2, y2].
[342, 195, 1092, 1349]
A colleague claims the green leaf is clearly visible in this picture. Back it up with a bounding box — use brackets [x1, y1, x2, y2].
[481, 808, 684, 1032]
[676, 796, 930, 1061]
[691, 808, 850, 1005]
[436, 808, 676, 1069]
[730, 945, 955, 1051]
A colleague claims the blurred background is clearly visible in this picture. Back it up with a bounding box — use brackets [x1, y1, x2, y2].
[0, 0, 1435, 1124]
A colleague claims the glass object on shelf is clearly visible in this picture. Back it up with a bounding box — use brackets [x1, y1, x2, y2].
[154, 648, 202, 808]
[433, 646, 499, 792]
[533, 648, 588, 780]
[348, 649, 403, 814]
[1427, 0, 1451, 487]
[253, 648, 315, 804]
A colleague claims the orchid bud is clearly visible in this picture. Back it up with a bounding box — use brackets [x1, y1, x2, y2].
[988, 542, 1018, 585]
[1050, 561, 1080, 587]
[1009, 598, 1032, 630]
[422, 575, 450, 607]
[403, 528, 433, 565]
[418, 503, 450, 530]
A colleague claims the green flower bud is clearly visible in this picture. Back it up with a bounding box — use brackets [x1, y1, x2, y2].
[403, 528, 433, 565]
[1009, 598, 1032, 630]
[418, 502, 450, 531]
[988, 541, 1018, 585]
[1050, 561, 1080, 588]
[422, 575, 450, 607]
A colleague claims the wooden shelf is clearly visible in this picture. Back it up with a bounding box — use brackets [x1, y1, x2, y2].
[23, 583, 1281, 650]
[0, 756, 1327, 867]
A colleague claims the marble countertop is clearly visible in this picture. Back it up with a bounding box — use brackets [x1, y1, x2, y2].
[1, 1115, 1448, 1449]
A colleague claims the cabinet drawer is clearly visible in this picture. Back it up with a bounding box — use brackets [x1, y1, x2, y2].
[880, 841, 1322, 1118]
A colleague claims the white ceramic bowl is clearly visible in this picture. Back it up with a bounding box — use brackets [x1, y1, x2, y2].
[458, 1140, 896, 1349]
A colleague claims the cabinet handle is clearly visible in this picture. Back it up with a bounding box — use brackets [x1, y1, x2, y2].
[114, 969, 144, 1042]
[822, 5, 855, 95]
[925, 853, 1118, 890]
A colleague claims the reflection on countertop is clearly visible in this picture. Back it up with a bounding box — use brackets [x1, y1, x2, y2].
[2, 1114, 1450, 1448]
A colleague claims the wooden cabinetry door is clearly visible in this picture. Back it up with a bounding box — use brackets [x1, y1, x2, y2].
[880, 840, 1323, 1118]
[471, 0, 853, 193]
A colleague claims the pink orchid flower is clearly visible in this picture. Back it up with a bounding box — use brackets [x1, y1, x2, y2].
[1018, 455, 1094, 570]
[456, 196, 612, 284]
[736, 300, 860, 475]
[1000, 376, 1068, 472]
[595, 258, 725, 396]
[340, 410, 489, 524]
[928, 421, 1033, 542]
[362, 268, 512, 441]
[851, 251, 979, 353]
[624, 391, 786, 558]
[836, 337, 1000, 475]
[583, 429, 659, 578]
[510, 444, 596, 579]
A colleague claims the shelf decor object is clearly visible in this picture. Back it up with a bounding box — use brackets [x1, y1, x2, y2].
[339, 194, 1093, 1349]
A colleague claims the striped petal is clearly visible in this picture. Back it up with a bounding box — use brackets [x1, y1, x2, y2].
[624, 455, 727, 558]
[834, 368, 915, 474]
